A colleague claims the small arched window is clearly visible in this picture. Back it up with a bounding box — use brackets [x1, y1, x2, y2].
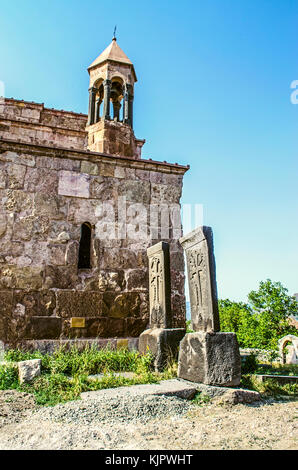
[78, 222, 92, 269]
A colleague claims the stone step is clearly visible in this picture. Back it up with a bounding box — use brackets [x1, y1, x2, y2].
[81, 379, 198, 400]
[87, 372, 136, 381]
[81, 378, 261, 404]
[254, 374, 298, 385]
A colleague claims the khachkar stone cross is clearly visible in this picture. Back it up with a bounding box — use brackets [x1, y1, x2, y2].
[138, 241, 185, 372]
[147, 241, 171, 329]
[178, 226, 241, 387]
[180, 226, 220, 332]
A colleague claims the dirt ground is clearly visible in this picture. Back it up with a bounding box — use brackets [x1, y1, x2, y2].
[0, 390, 297, 450]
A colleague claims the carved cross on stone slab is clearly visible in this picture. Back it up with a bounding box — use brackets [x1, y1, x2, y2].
[147, 241, 172, 329]
[180, 226, 220, 332]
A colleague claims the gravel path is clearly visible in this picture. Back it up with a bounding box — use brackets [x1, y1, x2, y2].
[36, 394, 194, 426]
[0, 390, 297, 450]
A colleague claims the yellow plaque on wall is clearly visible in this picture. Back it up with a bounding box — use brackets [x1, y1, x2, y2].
[70, 317, 86, 328]
[117, 339, 128, 349]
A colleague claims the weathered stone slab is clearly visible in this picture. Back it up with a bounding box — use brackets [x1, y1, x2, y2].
[62, 317, 126, 339]
[0, 212, 7, 238]
[56, 291, 103, 318]
[180, 226, 219, 332]
[118, 180, 150, 204]
[0, 151, 35, 167]
[33, 193, 66, 219]
[16, 337, 138, 354]
[147, 241, 171, 328]
[178, 332, 241, 387]
[102, 292, 141, 318]
[0, 266, 44, 290]
[81, 161, 99, 175]
[81, 378, 198, 401]
[24, 317, 62, 340]
[13, 290, 56, 317]
[18, 359, 41, 384]
[177, 379, 261, 404]
[125, 268, 148, 291]
[212, 389, 261, 405]
[6, 164, 26, 189]
[0, 340, 5, 361]
[125, 317, 148, 337]
[87, 372, 136, 381]
[150, 183, 182, 204]
[58, 170, 90, 198]
[24, 168, 58, 194]
[98, 270, 124, 292]
[254, 374, 298, 385]
[44, 265, 78, 289]
[139, 328, 185, 372]
[81, 378, 260, 403]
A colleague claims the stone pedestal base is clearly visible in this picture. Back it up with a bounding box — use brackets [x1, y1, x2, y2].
[139, 328, 185, 372]
[177, 332, 241, 387]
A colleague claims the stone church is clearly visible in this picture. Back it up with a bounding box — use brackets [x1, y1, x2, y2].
[0, 37, 189, 351]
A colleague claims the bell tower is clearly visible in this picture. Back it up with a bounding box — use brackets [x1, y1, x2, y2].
[86, 36, 145, 158]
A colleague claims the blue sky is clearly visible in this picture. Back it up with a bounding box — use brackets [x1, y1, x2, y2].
[0, 0, 297, 302]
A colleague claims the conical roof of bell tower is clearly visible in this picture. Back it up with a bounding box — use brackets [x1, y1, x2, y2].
[88, 38, 137, 81]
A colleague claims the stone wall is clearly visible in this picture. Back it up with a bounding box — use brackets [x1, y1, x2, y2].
[0, 138, 188, 347]
[0, 99, 88, 150]
[87, 119, 145, 159]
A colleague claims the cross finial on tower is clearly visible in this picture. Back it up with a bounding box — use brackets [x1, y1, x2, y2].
[113, 25, 117, 41]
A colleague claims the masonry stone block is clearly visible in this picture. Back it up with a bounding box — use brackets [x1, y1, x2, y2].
[180, 226, 220, 332]
[24, 317, 62, 340]
[25, 168, 58, 194]
[0, 89, 188, 347]
[178, 332, 241, 387]
[58, 170, 90, 198]
[56, 291, 103, 318]
[139, 328, 186, 372]
[18, 359, 41, 384]
[6, 164, 26, 189]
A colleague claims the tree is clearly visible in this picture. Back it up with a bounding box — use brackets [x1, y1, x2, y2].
[248, 279, 298, 349]
[219, 299, 258, 348]
[219, 279, 298, 350]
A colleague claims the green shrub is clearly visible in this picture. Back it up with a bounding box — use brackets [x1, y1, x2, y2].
[47, 345, 145, 375]
[241, 374, 298, 397]
[4, 345, 152, 376]
[186, 320, 194, 333]
[241, 354, 258, 374]
[21, 373, 79, 406]
[219, 279, 298, 351]
[192, 392, 211, 406]
[1, 346, 167, 406]
[4, 349, 44, 363]
[0, 365, 19, 390]
[256, 363, 298, 376]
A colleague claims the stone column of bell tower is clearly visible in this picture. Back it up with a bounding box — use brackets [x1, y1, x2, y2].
[86, 36, 145, 159]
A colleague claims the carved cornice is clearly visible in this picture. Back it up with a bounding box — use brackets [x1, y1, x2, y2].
[0, 138, 190, 175]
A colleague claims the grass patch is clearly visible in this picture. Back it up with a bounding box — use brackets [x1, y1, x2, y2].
[186, 320, 194, 333]
[1, 345, 177, 406]
[241, 361, 298, 398]
[241, 373, 298, 398]
[192, 392, 211, 406]
[4, 344, 147, 375]
[5, 345, 296, 406]
[0, 364, 19, 390]
[255, 363, 298, 376]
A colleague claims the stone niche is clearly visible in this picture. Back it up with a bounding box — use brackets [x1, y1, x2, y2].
[0, 139, 188, 348]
